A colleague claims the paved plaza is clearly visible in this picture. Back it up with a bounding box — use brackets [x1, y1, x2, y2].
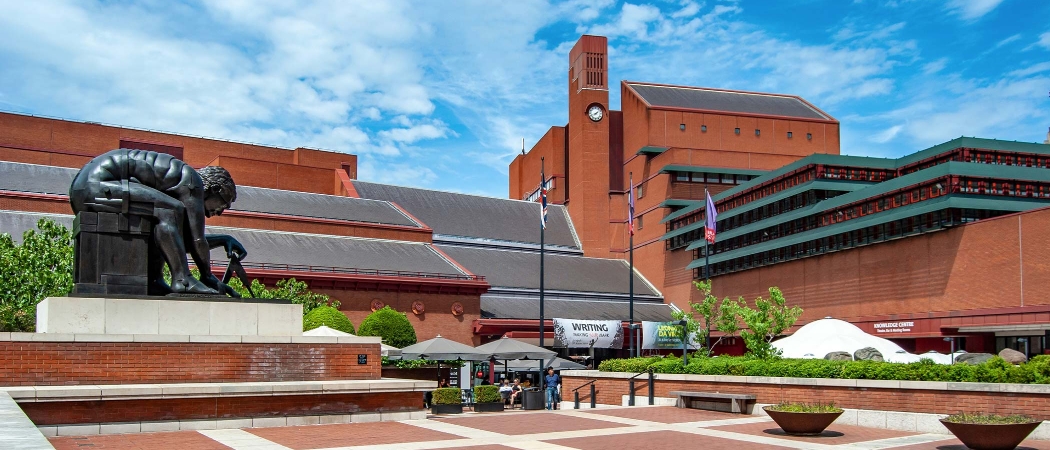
[47, 406, 1050, 450]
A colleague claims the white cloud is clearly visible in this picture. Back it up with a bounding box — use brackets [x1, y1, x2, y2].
[672, 1, 702, 19]
[945, 0, 1004, 21]
[1037, 32, 1050, 50]
[922, 58, 948, 75]
[871, 125, 903, 143]
[588, 3, 663, 40]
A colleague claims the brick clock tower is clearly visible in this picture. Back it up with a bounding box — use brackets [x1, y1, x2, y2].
[566, 35, 612, 257]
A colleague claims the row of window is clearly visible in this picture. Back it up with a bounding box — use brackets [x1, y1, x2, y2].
[693, 208, 1003, 277]
[902, 148, 1050, 175]
[523, 178, 555, 202]
[682, 123, 814, 141]
[673, 172, 759, 185]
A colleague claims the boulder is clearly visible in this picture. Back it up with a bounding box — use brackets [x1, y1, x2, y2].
[853, 347, 884, 362]
[999, 348, 1028, 364]
[824, 351, 852, 361]
[955, 352, 994, 365]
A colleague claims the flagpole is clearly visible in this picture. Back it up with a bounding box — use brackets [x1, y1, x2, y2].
[705, 188, 711, 282]
[628, 173, 635, 358]
[539, 156, 546, 390]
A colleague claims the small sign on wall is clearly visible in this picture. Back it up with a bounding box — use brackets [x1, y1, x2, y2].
[358, 354, 367, 365]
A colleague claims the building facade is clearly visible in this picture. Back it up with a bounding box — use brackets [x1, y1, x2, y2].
[511, 34, 1050, 357]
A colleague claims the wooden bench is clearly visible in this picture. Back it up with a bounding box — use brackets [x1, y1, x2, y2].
[669, 391, 756, 414]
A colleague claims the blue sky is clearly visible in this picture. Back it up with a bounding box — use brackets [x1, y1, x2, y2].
[0, 0, 1047, 198]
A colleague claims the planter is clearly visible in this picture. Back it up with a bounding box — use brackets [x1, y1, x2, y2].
[940, 419, 1042, 450]
[473, 402, 505, 413]
[764, 407, 842, 436]
[431, 403, 464, 415]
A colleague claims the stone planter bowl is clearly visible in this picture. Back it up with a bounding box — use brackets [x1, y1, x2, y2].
[940, 419, 1042, 450]
[763, 406, 843, 436]
[431, 403, 464, 415]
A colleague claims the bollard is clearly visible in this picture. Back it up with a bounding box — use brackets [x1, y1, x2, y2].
[648, 370, 655, 405]
[628, 379, 635, 406]
[574, 391, 580, 409]
[590, 383, 596, 409]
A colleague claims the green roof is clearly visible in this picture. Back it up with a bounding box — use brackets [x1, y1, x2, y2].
[659, 165, 769, 176]
[637, 146, 669, 155]
[686, 195, 1048, 269]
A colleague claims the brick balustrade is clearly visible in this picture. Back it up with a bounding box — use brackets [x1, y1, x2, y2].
[0, 336, 381, 386]
[562, 370, 1050, 420]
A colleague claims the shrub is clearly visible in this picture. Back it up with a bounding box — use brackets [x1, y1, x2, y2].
[473, 385, 501, 403]
[597, 354, 1050, 384]
[0, 219, 74, 332]
[767, 402, 842, 413]
[357, 306, 417, 348]
[433, 387, 462, 405]
[302, 306, 355, 334]
[943, 413, 1035, 424]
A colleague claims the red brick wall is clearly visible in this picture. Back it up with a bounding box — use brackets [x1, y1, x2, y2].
[325, 290, 482, 346]
[0, 342, 380, 386]
[563, 375, 1050, 420]
[21, 392, 421, 425]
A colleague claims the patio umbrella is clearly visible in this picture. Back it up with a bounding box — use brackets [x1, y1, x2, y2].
[399, 335, 489, 361]
[381, 343, 402, 358]
[497, 356, 584, 371]
[475, 336, 557, 383]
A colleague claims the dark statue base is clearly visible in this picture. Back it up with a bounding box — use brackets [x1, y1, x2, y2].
[72, 211, 160, 296]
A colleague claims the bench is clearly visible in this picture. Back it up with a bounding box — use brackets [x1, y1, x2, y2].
[669, 391, 756, 414]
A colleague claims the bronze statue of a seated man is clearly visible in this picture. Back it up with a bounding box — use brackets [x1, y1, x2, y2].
[69, 149, 245, 297]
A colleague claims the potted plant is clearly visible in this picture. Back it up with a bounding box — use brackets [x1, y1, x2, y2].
[763, 402, 844, 436]
[940, 413, 1042, 450]
[473, 385, 504, 413]
[431, 387, 464, 415]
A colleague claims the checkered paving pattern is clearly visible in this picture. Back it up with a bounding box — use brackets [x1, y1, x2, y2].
[47, 406, 1050, 450]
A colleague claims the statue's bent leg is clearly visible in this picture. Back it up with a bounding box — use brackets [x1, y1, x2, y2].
[125, 184, 218, 295]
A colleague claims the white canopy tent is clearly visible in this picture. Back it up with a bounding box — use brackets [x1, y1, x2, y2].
[303, 326, 401, 358]
[773, 318, 961, 364]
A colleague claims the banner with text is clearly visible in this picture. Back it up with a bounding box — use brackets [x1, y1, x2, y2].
[553, 318, 624, 349]
[641, 321, 700, 350]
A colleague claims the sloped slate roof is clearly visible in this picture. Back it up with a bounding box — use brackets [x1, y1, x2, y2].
[626, 83, 832, 120]
[481, 295, 672, 321]
[436, 244, 659, 296]
[232, 187, 420, 227]
[352, 181, 579, 248]
[0, 161, 77, 195]
[206, 227, 464, 275]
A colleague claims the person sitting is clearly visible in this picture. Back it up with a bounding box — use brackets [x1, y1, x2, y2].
[498, 379, 513, 404]
[508, 378, 523, 408]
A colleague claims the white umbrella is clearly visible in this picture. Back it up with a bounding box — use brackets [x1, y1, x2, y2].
[303, 326, 401, 357]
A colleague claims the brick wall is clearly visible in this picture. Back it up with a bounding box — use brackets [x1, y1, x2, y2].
[328, 290, 482, 346]
[563, 374, 1050, 420]
[21, 391, 420, 425]
[0, 342, 380, 386]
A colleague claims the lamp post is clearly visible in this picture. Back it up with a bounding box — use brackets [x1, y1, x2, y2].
[943, 337, 955, 364]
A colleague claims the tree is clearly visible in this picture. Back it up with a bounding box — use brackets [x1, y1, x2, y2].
[736, 287, 803, 360]
[358, 306, 417, 348]
[0, 219, 74, 331]
[303, 305, 355, 334]
[225, 276, 337, 315]
[672, 280, 742, 357]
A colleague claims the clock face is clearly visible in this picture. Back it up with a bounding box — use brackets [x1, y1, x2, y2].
[587, 105, 604, 122]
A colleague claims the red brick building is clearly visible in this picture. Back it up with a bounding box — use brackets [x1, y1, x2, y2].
[511, 34, 1050, 357]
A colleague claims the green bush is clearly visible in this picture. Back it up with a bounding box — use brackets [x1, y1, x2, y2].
[767, 402, 842, 413]
[473, 385, 501, 403]
[0, 219, 74, 332]
[598, 354, 1048, 384]
[433, 387, 462, 405]
[302, 306, 355, 334]
[944, 412, 1036, 424]
[357, 306, 417, 348]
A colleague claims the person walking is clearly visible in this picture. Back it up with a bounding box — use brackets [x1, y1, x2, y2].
[544, 367, 560, 410]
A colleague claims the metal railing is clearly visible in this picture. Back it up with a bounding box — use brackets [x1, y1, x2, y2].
[572, 379, 597, 409]
[627, 369, 654, 406]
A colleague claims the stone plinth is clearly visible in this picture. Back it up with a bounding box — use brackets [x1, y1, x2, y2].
[36, 297, 302, 336]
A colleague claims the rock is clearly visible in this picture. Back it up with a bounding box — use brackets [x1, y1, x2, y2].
[999, 348, 1028, 364]
[824, 351, 852, 361]
[955, 353, 994, 365]
[853, 347, 884, 362]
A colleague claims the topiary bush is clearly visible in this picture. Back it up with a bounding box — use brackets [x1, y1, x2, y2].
[433, 387, 462, 405]
[357, 306, 417, 348]
[473, 385, 500, 403]
[303, 305, 355, 334]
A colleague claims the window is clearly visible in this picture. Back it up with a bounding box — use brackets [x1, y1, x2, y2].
[806, 133, 812, 140]
[637, 215, 644, 230]
[676, 172, 689, 182]
[734, 127, 741, 135]
[679, 123, 686, 131]
[701, 125, 707, 132]
[787, 131, 793, 138]
[755, 129, 761, 136]
[637, 184, 645, 199]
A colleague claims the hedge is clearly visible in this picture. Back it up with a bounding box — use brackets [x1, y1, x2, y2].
[357, 306, 417, 348]
[302, 306, 355, 334]
[433, 387, 462, 405]
[597, 354, 1050, 384]
[473, 385, 501, 403]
